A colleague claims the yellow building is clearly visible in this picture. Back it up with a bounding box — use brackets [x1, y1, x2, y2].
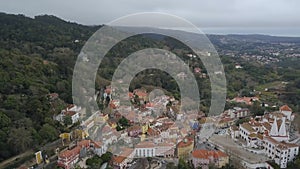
[73, 129, 88, 140]
[217, 153, 229, 168]
[142, 123, 149, 134]
[108, 121, 117, 129]
[97, 113, 109, 122]
[177, 137, 194, 159]
[35, 151, 43, 164]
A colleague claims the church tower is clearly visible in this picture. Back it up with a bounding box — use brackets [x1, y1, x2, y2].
[270, 117, 279, 136]
[278, 117, 287, 136]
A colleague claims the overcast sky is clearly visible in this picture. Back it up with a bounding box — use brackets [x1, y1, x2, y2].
[1, 0, 300, 35]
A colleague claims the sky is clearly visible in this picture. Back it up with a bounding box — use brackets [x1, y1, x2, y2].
[1, 0, 300, 36]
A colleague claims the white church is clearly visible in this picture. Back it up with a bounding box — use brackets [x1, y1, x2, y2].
[230, 105, 299, 168]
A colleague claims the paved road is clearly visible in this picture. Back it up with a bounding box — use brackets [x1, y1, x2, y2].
[209, 135, 269, 164]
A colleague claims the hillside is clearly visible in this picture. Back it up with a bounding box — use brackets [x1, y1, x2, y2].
[0, 12, 300, 163]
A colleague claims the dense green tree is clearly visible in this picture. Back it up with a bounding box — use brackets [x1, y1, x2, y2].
[177, 158, 193, 169]
[100, 152, 113, 163]
[63, 115, 73, 126]
[118, 116, 129, 127]
[39, 124, 58, 142]
[86, 155, 103, 169]
[0, 111, 11, 128]
[8, 127, 33, 153]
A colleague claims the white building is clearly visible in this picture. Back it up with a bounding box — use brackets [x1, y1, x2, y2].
[135, 141, 156, 157]
[55, 104, 81, 124]
[91, 141, 107, 157]
[134, 141, 176, 158]
[264, 136, 299, 168]
[155, 142, 176, 157]
[227, 107, 250, 119]
[279, 105, 293, 121]
[231, 106, 299, 168]
[112, 148, 135, 169]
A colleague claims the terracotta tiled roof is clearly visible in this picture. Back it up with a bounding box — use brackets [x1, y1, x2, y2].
[65, 111, 76, 116]
[105, 88, 111, 94]
[135, 141, 155, 148]
[113, 155, 126, 164]
[127, 125, 141, 132]
[77, 140, 90, 148]
[280, 105, 292, 112]
[135, 91, 147, 98]
[264, 136, 279, 145]
[158, 142, 175, 147]
[128, 92, 134, 98]
[265, 136, 298, 150]
[92, 141, 102, 148]
[192, 149, 228, 159]
[67, 104, 75, 109]
[147, 128, 160, 136]
[119, 148, 134, 157]
[177, 137, 194, 148]
[59, 146, 81, 158]
[125, 111, 136, 122]
[214, 150, 228, 158]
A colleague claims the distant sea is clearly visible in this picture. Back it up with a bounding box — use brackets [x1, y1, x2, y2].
[201, 27, 300, 37]
[170, 27, 300, 37]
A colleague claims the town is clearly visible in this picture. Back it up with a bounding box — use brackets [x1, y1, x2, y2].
[30, 85, 299, 169]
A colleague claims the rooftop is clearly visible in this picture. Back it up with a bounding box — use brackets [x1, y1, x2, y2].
[59, 146, 81, 158]
[280, 105, 292, 112]
[240, 122, 256, 133]
[135, 141, 155, 148]
[192, 149, 228, 159]
[177, 137, 194, 148]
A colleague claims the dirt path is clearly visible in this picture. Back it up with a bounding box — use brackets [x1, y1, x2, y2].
[0, 150, 34, 168]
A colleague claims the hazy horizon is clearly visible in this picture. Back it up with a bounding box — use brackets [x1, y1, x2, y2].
[1, 0, 300, 37]
[2, 11, 300, 38]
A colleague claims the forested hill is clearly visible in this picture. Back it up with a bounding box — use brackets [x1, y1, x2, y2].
[0, 13, 100, 50]
[0, 13, 99, 161]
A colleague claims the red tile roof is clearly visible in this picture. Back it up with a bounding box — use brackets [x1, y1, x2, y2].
[128, 92, 134, 98]
[127, 125, 141, 132]
[92, 141, 102, 148]
[135, 141, 155, 148]
[59, 146, 81, 158]
[64, 111, 76, 116]
[77, 140, 90, 148]
[177, 137, 194, 148]
[280, 105, 292, 112]
[119, 148, 134, 157]
[192, 149, 228, 159]
[105, 88, 111, 94]
[113, 155, 126, 164]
